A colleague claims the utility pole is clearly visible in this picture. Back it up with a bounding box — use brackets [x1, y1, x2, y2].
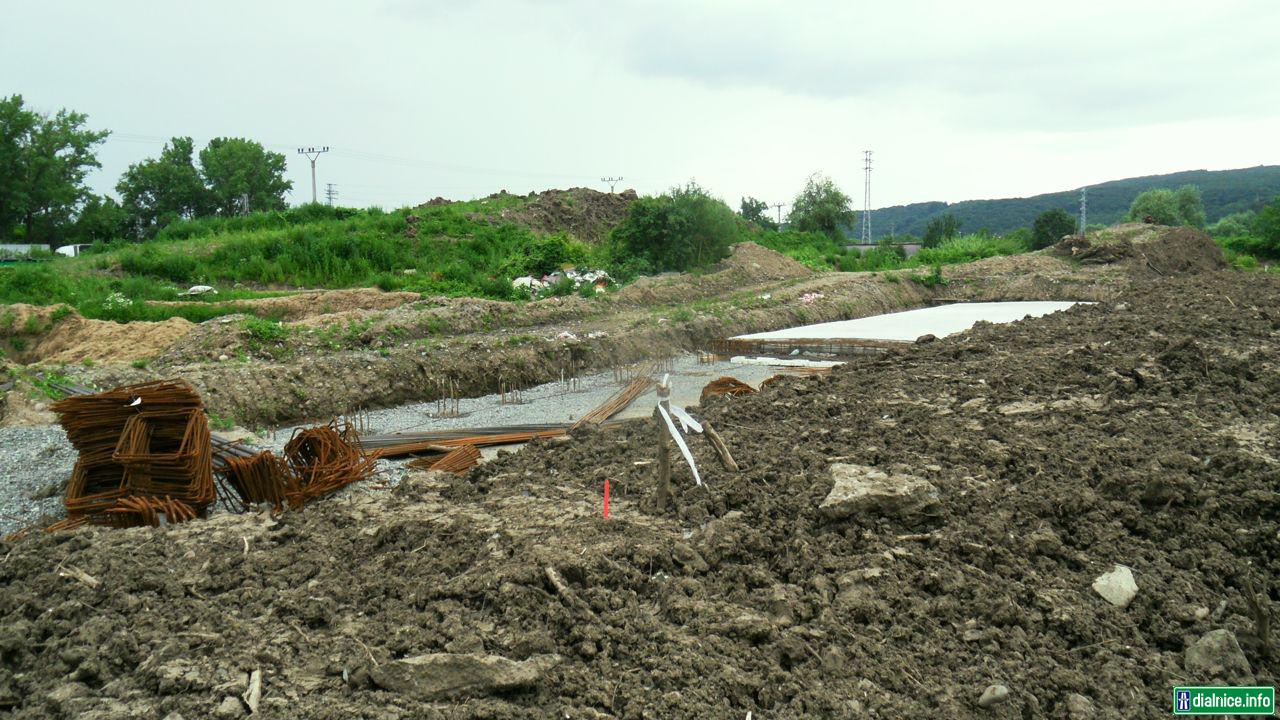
[297, 146, 329, 204]
[770, 202, 786, 226]
[861, 150, 873, 244]
[1078, 186, 1088, 236]
[237, 193, 250, 215]
[600, 176, 623, 193]
[325, 183, 338, 207]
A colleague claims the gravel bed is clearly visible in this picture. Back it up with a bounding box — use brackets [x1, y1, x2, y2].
[0, 426, 78, 536]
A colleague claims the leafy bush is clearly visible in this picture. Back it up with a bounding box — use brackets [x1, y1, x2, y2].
[610, 182, 740, 272]
[1208, 211, 1256, 238]
[788, 173, 855, 238]
[1031, 208, 1077, 249]
[915, 234, 1028, 265]
[1127, 186, 1205, 227]
[922, 214, 961, 248]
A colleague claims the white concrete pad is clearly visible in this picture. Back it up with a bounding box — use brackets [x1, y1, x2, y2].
[729, 356, 845, 368]
[733, 301, 1086, 343]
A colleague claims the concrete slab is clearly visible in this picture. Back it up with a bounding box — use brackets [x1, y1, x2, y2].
[732, 301, 1085, 344]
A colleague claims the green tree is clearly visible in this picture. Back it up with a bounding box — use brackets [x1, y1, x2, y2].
[789, 173, 854, 238]
[0, 95, 108, 243]
[1207, 211, 1256, 238]
[199, 137, 291, 215]
[922, 213, 961, 248]
[611, 181, 740, 272]
[1031, 208, 1077, 249]
[739, 196, 778, 231]
[69, 194, 129, 245]
[1255, 196, 1280, 248]
[1127, 185, 1205, 227]
[1174, 185, 1206, 228]
[116, 136, 210, 236]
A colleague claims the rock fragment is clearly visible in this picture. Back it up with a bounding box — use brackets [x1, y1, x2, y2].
[213, 695, 245, 719]
[978, 684, 1009, 708]
[1065, 693, 1094, 718]
[368, 653, 561, 701]
[1091, 565, 1137, 608]
[820, 464, 939, 520]
[1184, 629, 1253, 684]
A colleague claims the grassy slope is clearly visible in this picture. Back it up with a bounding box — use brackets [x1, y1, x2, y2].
[5, 187, 1270, 329]
[0, 195, 603, 323]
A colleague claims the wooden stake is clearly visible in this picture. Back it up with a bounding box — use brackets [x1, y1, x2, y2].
[653, 380, 672, 511]
[701, 419, 739, 472]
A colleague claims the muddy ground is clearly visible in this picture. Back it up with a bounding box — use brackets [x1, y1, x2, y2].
[1, 227, 1223, 429]
[1, 266, 1275, 719]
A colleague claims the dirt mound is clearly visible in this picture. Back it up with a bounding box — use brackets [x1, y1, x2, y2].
[0, 304, 193, 365]
[616, 242, 813, 305]
[1052, 223, 1225, 275]
[4, 271, 1274, 718]
[145, 289, 421, 323]
[497, 187, 637, 242]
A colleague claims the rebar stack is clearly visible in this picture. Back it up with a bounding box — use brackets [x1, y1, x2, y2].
[283, 421, 377, 508]
[52, 380, 213, 528]
[219, 451, 297, 512]
[219, 421, 375, 512]
[407, 444, 482, 473]
[699, 376, 757, 403]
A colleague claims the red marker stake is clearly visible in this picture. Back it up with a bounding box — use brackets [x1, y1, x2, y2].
[603, 478, 611, 519]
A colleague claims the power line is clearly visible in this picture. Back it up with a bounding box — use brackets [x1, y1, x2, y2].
[770, 202, 787, 225]
[296, 146, 329, 204]
[600, 176, 623, 193]
[861, 150, 873, 244]
[325, 183, 338, 206]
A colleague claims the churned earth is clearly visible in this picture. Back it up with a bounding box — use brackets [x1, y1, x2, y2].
[1, 268, 1276, 719]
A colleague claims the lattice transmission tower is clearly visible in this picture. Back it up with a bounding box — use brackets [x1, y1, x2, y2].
[861, 150, 873, 243]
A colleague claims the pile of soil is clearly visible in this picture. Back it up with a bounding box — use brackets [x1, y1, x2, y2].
[497, 188, 638, 243]
[947, 225, 1225, 303]
[2, 270, 1275, 718]
[0, 304, 194, 365]
[615, 242, 813, 305]
[1051, 223, 1226, 276]
[145, 289, 422, 323]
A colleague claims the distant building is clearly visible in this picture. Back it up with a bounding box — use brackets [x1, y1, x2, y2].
[0, 243, 51, 257]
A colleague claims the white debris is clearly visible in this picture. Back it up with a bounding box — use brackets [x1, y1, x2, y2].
[180, 285, 217, 296]
[1091, 565, 1138, 608]
[820, 464, 939, 520]
[978, 684, 1010, 708]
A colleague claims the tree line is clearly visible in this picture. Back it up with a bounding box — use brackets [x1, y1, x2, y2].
[0, 95, 291, 246]
[614, 174, 1280, 275]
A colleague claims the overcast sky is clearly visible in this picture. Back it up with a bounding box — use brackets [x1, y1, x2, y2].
[4, 0, 1278, 211]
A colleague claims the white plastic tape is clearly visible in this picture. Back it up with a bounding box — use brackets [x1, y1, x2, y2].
[669, 406, 703, 434]
[658, 404, 702, 486]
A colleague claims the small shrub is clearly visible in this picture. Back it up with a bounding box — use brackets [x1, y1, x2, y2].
[241, 317, 288, 343]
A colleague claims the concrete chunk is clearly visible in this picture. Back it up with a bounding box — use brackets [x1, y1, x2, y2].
[820, 464, 939, 520]
[369, 653, 560, 700]
[1185, 629, 1253, 684]
[1091, 565, 1138, 608]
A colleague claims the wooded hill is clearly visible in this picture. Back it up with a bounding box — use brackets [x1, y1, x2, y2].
[868, 165, 1280, 239]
